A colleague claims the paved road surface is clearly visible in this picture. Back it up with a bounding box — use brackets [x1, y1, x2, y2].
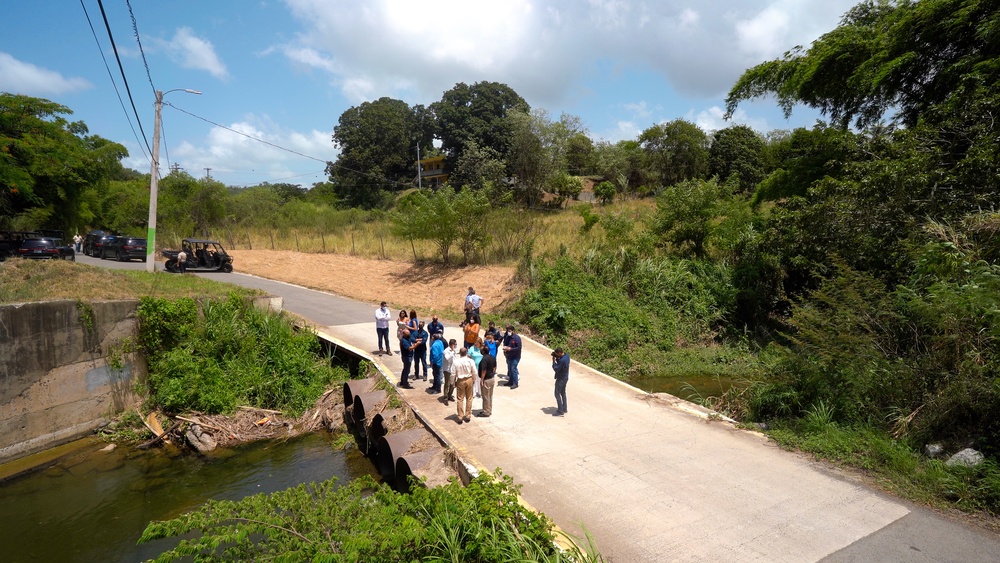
[78, 254, 1000, 562]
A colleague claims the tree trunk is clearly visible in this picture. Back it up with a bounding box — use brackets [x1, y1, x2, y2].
[294, 231, 300, 252]
[351, 230, 356, 255]
[410, 237, 417, 262]
[379, 233, 385, 259]
[246, 230, 253, 250]
[321, 231, 326, 253]
[269, 231, 275, 250]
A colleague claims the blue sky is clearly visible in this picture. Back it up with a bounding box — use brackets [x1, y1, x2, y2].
[2, 0, 859, 189]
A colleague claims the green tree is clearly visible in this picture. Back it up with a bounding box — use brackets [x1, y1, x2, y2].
[653, 178, 725, 257]
[753, 124, 860, 203]
[594, 140, 645, 196]
[725, 0, 1000, 130]
[432, 81, 529, 165]
[638, 119, 709, 189]
[594, 180, 616, 205]
[566, 133, 596, 175]
[448, 140, 506, 193]
[101, 177, 150, 235]
[0, 93, 127, 232]
[329, 97, 434, 208]
[547, 171, 582, 205]
[708, 125, 766, 193]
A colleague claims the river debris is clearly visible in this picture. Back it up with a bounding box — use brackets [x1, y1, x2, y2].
[185, 424, 218, 453]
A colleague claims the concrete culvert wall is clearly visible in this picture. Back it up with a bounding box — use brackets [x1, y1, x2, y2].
[376, 429, 427, 486]
[395, 447, 444, 493]
[352, 390, 387, 454]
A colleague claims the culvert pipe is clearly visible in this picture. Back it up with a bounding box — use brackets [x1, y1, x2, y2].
[352, 390, 387, 454]
[376, 428, 427, 485]
[343, 379, 374, 410]
[395, 447, 443, 493]
[369, 409, 401, 446]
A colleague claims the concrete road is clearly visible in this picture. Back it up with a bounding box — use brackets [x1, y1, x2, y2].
[80, 255, 1000, 562]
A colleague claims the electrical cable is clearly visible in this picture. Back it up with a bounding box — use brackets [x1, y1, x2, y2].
[126, 0, 155, 95]
[79, 0, 150, 163]
[95, 0, 152, 157]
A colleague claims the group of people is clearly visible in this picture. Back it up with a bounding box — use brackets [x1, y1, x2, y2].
[374, 285, 567, 424]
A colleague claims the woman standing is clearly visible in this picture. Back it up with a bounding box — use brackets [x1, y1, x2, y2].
[396, 310, 409, 340]
[469, 338, 485, 398]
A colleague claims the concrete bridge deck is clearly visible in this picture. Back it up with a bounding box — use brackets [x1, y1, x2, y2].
[73, 255, 1000, 561]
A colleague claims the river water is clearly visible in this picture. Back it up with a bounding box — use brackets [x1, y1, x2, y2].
[0, 433, 377, 562]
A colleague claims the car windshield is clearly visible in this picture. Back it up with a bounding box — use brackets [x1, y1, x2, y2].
[21, 240, 52, 248]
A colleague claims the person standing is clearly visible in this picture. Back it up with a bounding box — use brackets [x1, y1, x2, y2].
[477, 348, 497, 417]
[485, 321, 502, 345]
[396, 310, 409, 340]
[462, 314, 481, 350]
[453, 348, 477, 424]
[413, 321, 429, 380]
[442, 339, 458, 404]
[552, 347, 570, 416]
[397, 329, 415, 389]
[502, 325, 522, 389]
[429, 333, 444, 393]
[176, 248, 188, 273]
[464, 287, 483, 322]
[469, 338, 484, 398]
[375, 302, 393, 355]
[72, 233, 82, 253]
[427, 315, 445, 338]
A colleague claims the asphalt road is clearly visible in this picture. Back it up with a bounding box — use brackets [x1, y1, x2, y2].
[78, 253, 1000, 562]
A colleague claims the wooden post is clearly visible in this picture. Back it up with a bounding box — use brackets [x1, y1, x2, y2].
[294, 231, 300, 252]
[321, 231, 326, 253]
[269, 231, 275, 250]
[246, 230, 253, 250]
[350, 229, 356, 255]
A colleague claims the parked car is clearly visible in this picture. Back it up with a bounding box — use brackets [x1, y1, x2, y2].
[103, 236, 147, 261]
[17, 238, 75, 260]
[163, 239, 234, 273]
[82, 230, 110, 256]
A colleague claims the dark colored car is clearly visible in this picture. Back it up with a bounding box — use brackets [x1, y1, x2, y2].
[82, 230, 114, 256]
[97, 235, 119, 259]
[103, 236, 147, 261]
[164, 238, 234, 273]
[17, 238, 75, 260]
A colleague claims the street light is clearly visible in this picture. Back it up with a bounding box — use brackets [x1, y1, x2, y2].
[146, 88, 202, 272]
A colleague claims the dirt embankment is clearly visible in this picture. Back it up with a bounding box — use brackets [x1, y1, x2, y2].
[229, 250, 519, 318]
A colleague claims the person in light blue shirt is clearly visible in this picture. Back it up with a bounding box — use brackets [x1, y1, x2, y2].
[429, 334, 445, 393]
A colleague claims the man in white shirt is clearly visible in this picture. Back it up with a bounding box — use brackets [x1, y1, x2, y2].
[452, 348, 477, 424]
[464, 287, 483, 322]
[374, 301, 393, 355]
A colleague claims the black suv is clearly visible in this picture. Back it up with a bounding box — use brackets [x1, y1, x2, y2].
[103, 236, 147, 261]
[83, 230, 115, 257]
[17, 238, 75, 260]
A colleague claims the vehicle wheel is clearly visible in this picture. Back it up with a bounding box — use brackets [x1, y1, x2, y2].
[221, 263, 233, 273]
[165, 260, 177, 273]
[116, 250, 125, 262]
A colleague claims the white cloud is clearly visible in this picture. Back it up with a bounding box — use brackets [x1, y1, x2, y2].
[169, 115, 337, 186]
[690, 106, 769, 134]
[160, 27, 229, 80]
[0, 52, 92, 95]
[276, 0, 856, 106]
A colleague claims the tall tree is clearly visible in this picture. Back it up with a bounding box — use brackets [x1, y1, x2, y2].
[432, 81, 529, 166]
[708, 125, 766, 193]
[638, 119, 710, 189]
[328, 97, 434, 208]
[0, 93, 126, 232]
[725, 0, 1000, 130]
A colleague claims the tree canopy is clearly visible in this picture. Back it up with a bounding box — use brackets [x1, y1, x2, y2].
[432, 81, 529, 167]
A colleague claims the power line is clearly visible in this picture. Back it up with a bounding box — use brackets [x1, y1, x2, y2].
[95, 0, 152, 157]
[125, 0, 154, 95]
[79, 0, 150, 163]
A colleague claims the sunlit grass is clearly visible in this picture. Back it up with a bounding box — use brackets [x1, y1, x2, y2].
[0, 259, 262, 304]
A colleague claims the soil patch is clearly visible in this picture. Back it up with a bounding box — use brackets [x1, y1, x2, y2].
[229, 250, 518, 318]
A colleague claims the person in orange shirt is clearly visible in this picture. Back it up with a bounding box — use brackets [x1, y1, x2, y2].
[462, 314, 481, 350]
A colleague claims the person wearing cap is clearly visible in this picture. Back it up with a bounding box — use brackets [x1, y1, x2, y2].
[374, 301, 393, 355]
[485, 320, 502, 344]
[501, 324, 522, 389]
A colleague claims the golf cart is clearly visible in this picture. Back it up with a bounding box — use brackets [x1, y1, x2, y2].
[164, 238, 234, 273]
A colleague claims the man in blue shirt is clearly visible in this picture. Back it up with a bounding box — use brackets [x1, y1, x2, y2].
[429, 333, 445, 393]
[398, 329, 415, 389]
[501, 325, 522, 389]
[427, 315, 445, 339]
[552, 347, 570, 416]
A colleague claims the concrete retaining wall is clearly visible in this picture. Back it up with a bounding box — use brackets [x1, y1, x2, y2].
[0, 300, 145, 464]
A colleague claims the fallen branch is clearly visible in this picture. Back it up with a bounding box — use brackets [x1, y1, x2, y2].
[176, 415, 228, 434]
[238, 406, 283, 415]
[136, 421, 181, 450]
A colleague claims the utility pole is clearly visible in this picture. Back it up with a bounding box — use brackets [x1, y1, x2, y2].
[204, 167, 212, 179]
[170, 163, 182, 174]
[147, 88, 201, 273]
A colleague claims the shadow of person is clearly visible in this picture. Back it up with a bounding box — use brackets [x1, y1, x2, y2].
[541, 406, 560, 415]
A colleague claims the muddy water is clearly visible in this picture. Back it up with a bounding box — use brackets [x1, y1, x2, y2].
[0, 433, 377, 562]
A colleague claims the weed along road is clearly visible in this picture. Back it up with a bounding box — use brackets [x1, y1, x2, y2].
[78, 254, 1000, 561]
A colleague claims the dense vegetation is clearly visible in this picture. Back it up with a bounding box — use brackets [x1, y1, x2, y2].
[5, 0, 1000, 514]
[137, 294, 345, 415]
[139, 471, 601, 562]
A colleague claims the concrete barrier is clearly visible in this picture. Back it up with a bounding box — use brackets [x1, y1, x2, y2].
[0, 300, 145, 463]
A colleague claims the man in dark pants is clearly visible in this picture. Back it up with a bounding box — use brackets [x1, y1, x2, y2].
[501, 325, 522, 389]
[375, 301, 392, 355]
[398, 329, 415, 388]
[427, 315, 445, 339]
[413, 321, 429, 380]
[552, 347, 570, 416]
[477, 348, 498, 417]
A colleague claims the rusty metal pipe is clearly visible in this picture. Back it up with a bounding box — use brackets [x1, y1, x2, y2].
[376, 428, 426, 485]
[395, 447, 443, 492]
[352, 390, 387, 454]
[370, 409, 401, 446]
[343, 379, 374, 410]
